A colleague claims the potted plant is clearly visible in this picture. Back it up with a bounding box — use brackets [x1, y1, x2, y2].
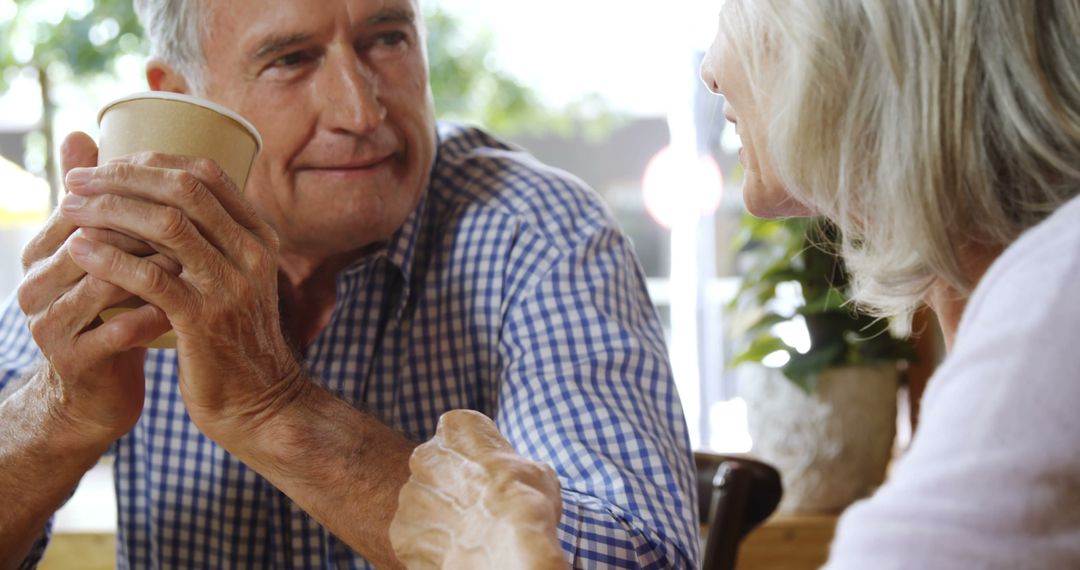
[730, 214, 915, 513]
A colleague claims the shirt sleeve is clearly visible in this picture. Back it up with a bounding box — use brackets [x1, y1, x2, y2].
[0, 293, 41, 394]
[496, 226, 699, 569]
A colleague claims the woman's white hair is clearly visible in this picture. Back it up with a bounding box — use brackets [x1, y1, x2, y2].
[134, 0, 206, 93]
[722, 0, 1080, 321]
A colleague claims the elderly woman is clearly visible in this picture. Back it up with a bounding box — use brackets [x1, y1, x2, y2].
[389, 0, 1080, 567]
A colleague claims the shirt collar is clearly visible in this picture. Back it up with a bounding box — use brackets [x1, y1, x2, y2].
[382, 187, 427, 318]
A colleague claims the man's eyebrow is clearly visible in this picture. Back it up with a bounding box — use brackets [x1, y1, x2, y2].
[365, 7, 416, 26]
[248, 9, 415, 62]
[251, 33, 314, 61]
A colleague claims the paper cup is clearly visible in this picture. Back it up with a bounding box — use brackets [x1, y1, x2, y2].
[96, 91, 262, 349]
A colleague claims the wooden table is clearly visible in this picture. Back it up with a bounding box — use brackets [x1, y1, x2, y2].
[44, 513, 838, 569]
[735, 513, 838, 570]
[39, 533, 115, 570]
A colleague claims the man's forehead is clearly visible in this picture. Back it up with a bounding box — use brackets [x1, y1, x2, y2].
[203, 0, 419, 41]
[202, 0, 420, 14]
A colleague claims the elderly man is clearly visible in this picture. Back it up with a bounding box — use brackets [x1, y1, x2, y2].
[0, 0, 697, 568]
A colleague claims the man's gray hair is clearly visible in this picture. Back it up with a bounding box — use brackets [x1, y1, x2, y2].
[134, 0, 206, 93]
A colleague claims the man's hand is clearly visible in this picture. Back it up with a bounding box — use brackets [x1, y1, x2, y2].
[16, 132, 175, 447]
[0, 131, 183, 569]
[59, 151, 305, 446]
[56, 148, 422, 568]
[390, 410, 567, 570]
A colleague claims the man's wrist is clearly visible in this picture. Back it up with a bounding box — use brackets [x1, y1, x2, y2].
[11, 373, 111, 467]
[208, 368, 320, 471]
[223, 377, 411, 488]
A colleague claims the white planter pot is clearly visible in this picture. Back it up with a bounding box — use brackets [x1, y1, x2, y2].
[739, 364, 898, 514]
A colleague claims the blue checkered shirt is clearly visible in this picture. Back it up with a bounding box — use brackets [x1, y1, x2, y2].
[1, 123, 698, 569]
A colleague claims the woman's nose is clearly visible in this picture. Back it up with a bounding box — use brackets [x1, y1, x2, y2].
[700, 48, 722, 94]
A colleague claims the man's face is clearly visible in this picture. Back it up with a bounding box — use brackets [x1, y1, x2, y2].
[198, 0, 436, 260]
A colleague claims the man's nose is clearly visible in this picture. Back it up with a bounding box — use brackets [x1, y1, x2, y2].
[319, 54, 386, 135]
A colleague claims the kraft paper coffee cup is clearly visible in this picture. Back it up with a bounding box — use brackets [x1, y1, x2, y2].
[96, 91, 262, 349]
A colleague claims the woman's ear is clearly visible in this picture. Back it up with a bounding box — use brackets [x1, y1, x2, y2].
[145, 57, 191, 94]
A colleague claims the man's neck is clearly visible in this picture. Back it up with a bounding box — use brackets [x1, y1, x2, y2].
[276, 245, 382, 350]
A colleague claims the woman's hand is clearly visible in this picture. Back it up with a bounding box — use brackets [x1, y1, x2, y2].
[390, 410, 567, 569]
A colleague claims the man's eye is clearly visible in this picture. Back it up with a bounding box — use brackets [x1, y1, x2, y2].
[273, 51, 313, 67]
[374, 31, 407, 48]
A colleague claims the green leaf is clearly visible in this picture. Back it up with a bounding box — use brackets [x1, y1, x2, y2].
[797, 290, 849, 315]
[730, 211, 915, 380]
[731, 336, 790, 368]
[782, 369, 821, 394]
[781, 340, 844, 393]
[746, 312, 791, 336]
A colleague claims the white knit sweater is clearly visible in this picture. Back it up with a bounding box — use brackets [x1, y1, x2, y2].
[824, 194, 1080, 569]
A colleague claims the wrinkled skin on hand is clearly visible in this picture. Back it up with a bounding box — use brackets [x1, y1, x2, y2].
[390, 410, 568, 570]
[16, 133, 179, 445]
[60, 147, 305, 445]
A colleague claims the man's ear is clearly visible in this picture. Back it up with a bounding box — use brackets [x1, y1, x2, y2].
[146, 57, 192, 93]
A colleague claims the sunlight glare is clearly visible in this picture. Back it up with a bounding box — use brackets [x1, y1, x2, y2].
[88, 18, 120, 46]
[13, 41, 34, 65]
[762, 350, 791, 368]
[774, 314, 812, 354]
[0, 0, 17, 22]
[708, 398, 753, 453]
[68, 0, 95, 21]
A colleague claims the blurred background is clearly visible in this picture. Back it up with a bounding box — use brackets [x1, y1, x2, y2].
[1, 2, 933, 564]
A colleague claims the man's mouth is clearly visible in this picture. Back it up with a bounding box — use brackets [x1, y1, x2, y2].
[299, 153, 396, 178]
[311, 153, 394, 170]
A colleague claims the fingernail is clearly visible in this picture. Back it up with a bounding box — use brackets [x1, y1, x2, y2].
[69, 237, 93, 257]
[61, 194, 87, 210]
[66, 168, 92, 189]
